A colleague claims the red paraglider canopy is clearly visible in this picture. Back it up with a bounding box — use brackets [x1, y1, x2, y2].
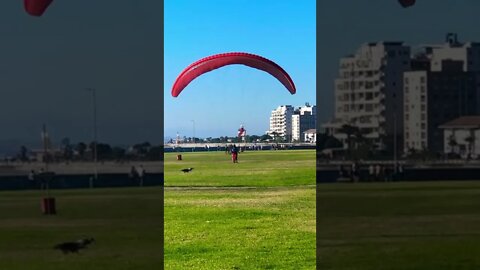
[24, 0, 54, 17]
[398, 0, 415, 8]
[171, 52, 296, 97]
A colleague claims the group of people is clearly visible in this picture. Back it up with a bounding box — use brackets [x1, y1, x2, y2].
[129, 165, 146, 186]
[339, 162, 405, 182]
[27, 168, 55, 189]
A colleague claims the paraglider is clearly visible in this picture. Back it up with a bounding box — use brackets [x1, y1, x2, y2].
[398, 0, 415, 8]
[171, 52, 296, 97]
[24, 0, 54, 17]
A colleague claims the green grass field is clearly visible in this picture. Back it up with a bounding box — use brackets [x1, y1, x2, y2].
[4, 149, 480, 269]
[164, 150, 316, 269]
[0, 187, 163, 270]
[317, 181, 480, 270]
[164, 150, 316, 187]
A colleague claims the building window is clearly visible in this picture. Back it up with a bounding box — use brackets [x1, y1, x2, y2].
[366, 104, 373, 112]
[420, 77, 426, 83]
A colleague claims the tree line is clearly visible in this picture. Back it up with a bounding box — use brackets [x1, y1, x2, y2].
[16, 139, 163, 163]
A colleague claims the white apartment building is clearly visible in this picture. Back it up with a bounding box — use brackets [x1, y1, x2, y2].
[323, 41, 411, 149]
[429, 33, 480, 73]
[267, 105, 294, 141]
[404, 33, 480, 154]
[403, 71, 428, 151]
[292, 103, 316, 142]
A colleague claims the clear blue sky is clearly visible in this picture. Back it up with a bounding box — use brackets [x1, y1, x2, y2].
[2, 0, 480, 147]
[0, 1, 162, 149]
[164, 0, 316, 139]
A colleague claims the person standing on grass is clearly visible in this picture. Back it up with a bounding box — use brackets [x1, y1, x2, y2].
[368, 164, 375, 182]
[129, 166, 138, 181]
[137, 165, 145, 186]
[352, 161, 360, 182]
[28, 169, 36, 188]
[398, 163, 404, 180]
[231, 144, 238, 163]
[28, 169, 35, 181]
[375, 164, 381, 182]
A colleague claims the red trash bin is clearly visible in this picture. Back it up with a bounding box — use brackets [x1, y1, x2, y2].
[41, 197, 56, 215]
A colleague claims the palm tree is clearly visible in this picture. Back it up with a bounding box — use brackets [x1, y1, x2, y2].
[448, 134, 458, 155]
[338, 124, 360, 158]
[465, 131, 475, 157]
[270, 131, 280, 142]
[76, 142, 87, 160]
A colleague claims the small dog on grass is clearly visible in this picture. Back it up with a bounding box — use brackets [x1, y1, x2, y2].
[181, 168, 194, 173]
[54, 238, 95, 254]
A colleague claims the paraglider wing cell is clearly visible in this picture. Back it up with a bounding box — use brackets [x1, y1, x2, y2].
[24, 0, 54, 16]
[398, 0, 415, 8]
[171, 52, 296, 97]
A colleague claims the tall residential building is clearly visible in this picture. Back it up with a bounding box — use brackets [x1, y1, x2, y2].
[323, 42, 411, 149]
[267, 105, 294, 141]
[292, 103, 317, 142]
[404, 34, 480, 154]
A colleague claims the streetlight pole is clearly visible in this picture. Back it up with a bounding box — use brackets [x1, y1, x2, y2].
[86, 88, 98, 185]
[191, 120, 195, 152]
[393, 94, 398, 174]
[41, 123, 50, 196]
[394, 113, 397, 168]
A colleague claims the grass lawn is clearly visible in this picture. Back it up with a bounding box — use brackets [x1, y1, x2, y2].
[164, 150, 316, 269]
[317, 181, 480, 270]
[165, 187, 316, 269]
[164, 150, 316, 187]
[7, 150, 480, 269]
[0, 187, 163, 270]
